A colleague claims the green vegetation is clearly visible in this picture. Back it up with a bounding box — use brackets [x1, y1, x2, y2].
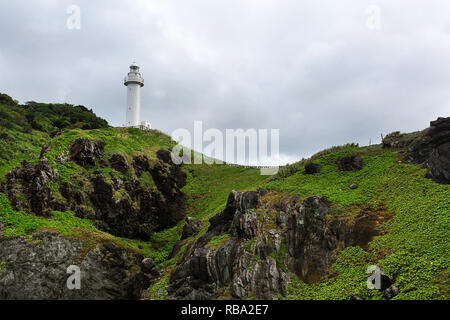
[270, 240, 287, 272]
[0, 93, 448, 300]
[205, 234, 232, 249]
[264, 146, 397, 206]
[0, 261, 6, 273]
[0, 193, 96, 237]
[0, 95, 109, 180]
[148, 164, 268, 265]
[275, 147, 450, 300]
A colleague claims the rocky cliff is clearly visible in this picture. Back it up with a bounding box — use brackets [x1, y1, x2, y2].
[167, 189, 387, 300]
[0, 133, 187, 299]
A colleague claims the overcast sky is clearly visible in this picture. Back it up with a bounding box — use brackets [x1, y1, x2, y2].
[1, 0, 450, 165]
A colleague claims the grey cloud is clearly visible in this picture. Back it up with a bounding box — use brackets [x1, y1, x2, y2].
[1, 0, 449, 164]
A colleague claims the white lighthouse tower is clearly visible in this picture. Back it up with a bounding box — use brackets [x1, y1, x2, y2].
[124, 62, 151, 129]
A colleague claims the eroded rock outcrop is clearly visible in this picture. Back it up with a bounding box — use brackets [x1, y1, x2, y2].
[167, 189, 386, 300]
[337, 155, 364, 172]
[2, 138, 188, 241]
[181, 217, 203, 240]
[405, 117, 450, 184]
[384, 117, 450, 184]
[0, 231, 156, 300]
[304, 162, 321, 174]
[109, 153, 129, 174]
[68, 138, 105, 168]
[1, 159, 59, 216]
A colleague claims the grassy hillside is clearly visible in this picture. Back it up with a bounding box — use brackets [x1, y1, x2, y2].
[0, 95, 448, 300]
[0, 94, 109, 179]
[0, 96, 267, 268]
[263, 145, 449, 300]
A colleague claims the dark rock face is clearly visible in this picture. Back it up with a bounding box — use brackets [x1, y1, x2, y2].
[68, 138, 105, 168]
[148, 150, 187, 231]
[426, 142, 450, 184]
[88, 174, 150, 240]
[109, 154, 129, 174]
[0, 231, 156, 300]
[2, 140, 188, 242]
[304, 162, 321, 174]
[406, 117, 450, 184]
[181, 217, 203, 240]
[168, 190, 287, 300]
[1, 159, 59, 216]
[284, 196, 338, 284]
[132, 155, 150, 177]
[382, 131, 419, 149]
[383, 285, 399, 300]
[167, 190, 385, 300]
[84, 149, 187, 240]
[337, 155, 364, 172]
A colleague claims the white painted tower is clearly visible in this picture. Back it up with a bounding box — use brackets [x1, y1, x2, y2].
[124, 62, 150, 129]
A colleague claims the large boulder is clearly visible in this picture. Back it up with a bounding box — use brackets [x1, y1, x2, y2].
[2, 159, 59, 216]
[181, 217, 203, 240]
[304, 162, 321, 174]
[68, 138, 105, 168]
[109, 154, 129, 174]
[132, 155, 150, 177]
[337, 155, 364, 172]
[406, 117, 450, 184]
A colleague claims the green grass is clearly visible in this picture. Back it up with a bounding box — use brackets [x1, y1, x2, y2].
[264, 147, 397, 206]
[147, 164, 268, 265]
[275, 147, 450, 300]
[1, 100, 448, 300]
[205, 234, 232, 249]
[0, 193, 96, 237]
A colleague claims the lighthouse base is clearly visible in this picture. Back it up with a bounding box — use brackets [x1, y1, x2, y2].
[124, 121, 152, 130]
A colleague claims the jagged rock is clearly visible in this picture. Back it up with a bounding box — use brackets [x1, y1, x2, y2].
[109, 153, 129, 174]
[426, 142, 450, 184]
[141, 258, 160, 278]
[89, 174, 152, 240]
[132, 155, 150, 177]
[284, 196, 337, 283]
[382, 131, 419, 149]
[168, 190, 287, 300]
[0, 231, 155, 300]
[168, 189, 390, 300]
[39, 143, 50, 159]
[59, 182, 72, 201]
[84, 150, 187, 240]
[181, 217, 203, 240]
[148, 150, 187, 230]
[383, 285, 399, 300]
[406, 117, 450, 184]
[304, 162, 321, 174]
[337, 155, 364, 172]
[68, 138, 105, 168]
[3, 159, 59, 216]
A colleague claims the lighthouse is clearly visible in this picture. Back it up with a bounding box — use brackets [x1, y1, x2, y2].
[124, 62, 151, 129]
